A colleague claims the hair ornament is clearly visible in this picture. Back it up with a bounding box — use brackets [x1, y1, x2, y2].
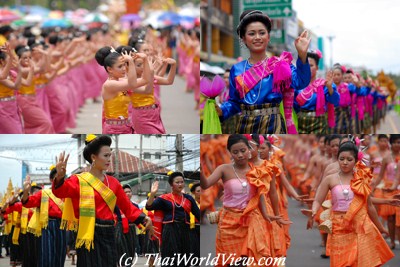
[85, 134, 97, 143]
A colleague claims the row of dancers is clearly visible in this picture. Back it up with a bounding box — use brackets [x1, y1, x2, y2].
[0, 24, 201, 134]
[0, 135, 200, 267]
[200, 134, 400, 266]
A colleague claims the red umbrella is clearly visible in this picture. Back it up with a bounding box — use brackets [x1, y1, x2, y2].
[0, 9, 20, 23]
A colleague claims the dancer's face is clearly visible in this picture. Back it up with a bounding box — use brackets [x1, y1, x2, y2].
[139, 43, 153, 57]
[378, 138, 389, 150]
[338, 151, 356, 173]
[134, 58, 143, 76]
[391, 138, 400, 153]
[258, 143, 270, 160]
[309, 57, 318, 79]
[229, 141, 250, 165]
[32, 45, 43, 61]
[333, 69, 343, 85]
[171, 176, 185, 193]
[193, 186, 200, 201]
[20, 51, 32, 67]
[243, 22, 270, 54]
[108, 56, 126, 79]
[330, 138, 340, 158]
[91, 146, 111, 171]
[343, 73, 352, 84]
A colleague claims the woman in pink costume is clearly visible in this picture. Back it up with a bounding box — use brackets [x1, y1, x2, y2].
[15, 45, 54, 133]
[0, 45, 23, 133]
[96, 46, 150, 134]
[128, 44, 177, 134]
[371, 134, 400, 249]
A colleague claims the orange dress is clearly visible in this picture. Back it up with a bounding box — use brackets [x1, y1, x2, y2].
[327, 162, 394, 266]
[216, 163, 274, 266]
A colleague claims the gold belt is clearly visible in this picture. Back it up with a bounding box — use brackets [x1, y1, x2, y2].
[105, 118, 128, 125]
[134, 104, 157, 110]
[242, 107, 280, 116]
[0, 96, 16, 102]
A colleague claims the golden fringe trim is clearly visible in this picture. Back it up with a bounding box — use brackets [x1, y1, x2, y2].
[27, 226, 42, 237]
[75, 238, 94, 251]
[60, 219, 78, 232]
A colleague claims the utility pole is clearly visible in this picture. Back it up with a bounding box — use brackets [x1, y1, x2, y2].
[114, 135, 119, 178]
[138, 135, 143, 186]
[327, 35, 335, 68]
[175, 134, 183, 172]
[77, 135, 84, 168]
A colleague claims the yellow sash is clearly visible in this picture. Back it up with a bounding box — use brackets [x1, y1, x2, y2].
[27, 208, 42, 237]
[20, 207, 29, 234]
[189, 201, 200, 229]
[11, 212, 21, 244]
[74, 172, 117, 250]
[40, 189, 64, 229]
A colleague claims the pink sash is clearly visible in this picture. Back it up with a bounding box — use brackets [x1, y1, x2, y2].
[295, 78, 325, 116]
[357, 96, 365, 120]
[296, 78, 335, 127]
[234, 51, 297, 133]
[338, 83, 351, 107]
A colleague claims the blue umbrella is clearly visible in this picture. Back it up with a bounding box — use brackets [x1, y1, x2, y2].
[157, 12, 180, 26]
[42, 18, 72, 28]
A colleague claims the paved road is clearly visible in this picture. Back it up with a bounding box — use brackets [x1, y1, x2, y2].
[69, 75, 199, 134]
[200, 198, 400, 266]
[376, 109, 400, 134]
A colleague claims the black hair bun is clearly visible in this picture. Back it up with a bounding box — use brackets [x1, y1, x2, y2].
[83, 135, 112, 163]
[95, 46, 112, 66]
[168, 171, 184, 185]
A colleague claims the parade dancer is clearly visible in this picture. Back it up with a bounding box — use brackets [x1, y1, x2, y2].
[52, 135, 154, 267]
[294, 50, 339, 133]
[215, 10, 311, 134]
[146, 172, 200, 267]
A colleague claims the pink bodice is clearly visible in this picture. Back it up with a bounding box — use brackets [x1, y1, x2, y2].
[331, 184, 354, 212]
[223, 178, 255, 210]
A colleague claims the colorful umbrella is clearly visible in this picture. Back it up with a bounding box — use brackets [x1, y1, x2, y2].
[0, 9, 20, 23]
[83, 13, 109, 24]
[120, 13, 141, 22]
[24, 14, 43, 23]
[42, 18, 72, 28]
[48, 10, 64, 19]
[157, 11, 180, 26]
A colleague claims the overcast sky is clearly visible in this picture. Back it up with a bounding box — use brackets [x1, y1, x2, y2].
[293, 0, 400, 74]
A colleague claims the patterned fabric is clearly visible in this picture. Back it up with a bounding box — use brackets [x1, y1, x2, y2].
[329, 210, 393, 266]
[236, 104, 286, 134]
[331, 106, 351, 134]
[39, 218, 67, 267]
[115, 221, 137, 267]
[297, 112, 327, 134]
[161, 222, 192, 267]
[76, 219, 117, 267]
[75, 172, 117, 250]
[363, 113, 372, 132]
